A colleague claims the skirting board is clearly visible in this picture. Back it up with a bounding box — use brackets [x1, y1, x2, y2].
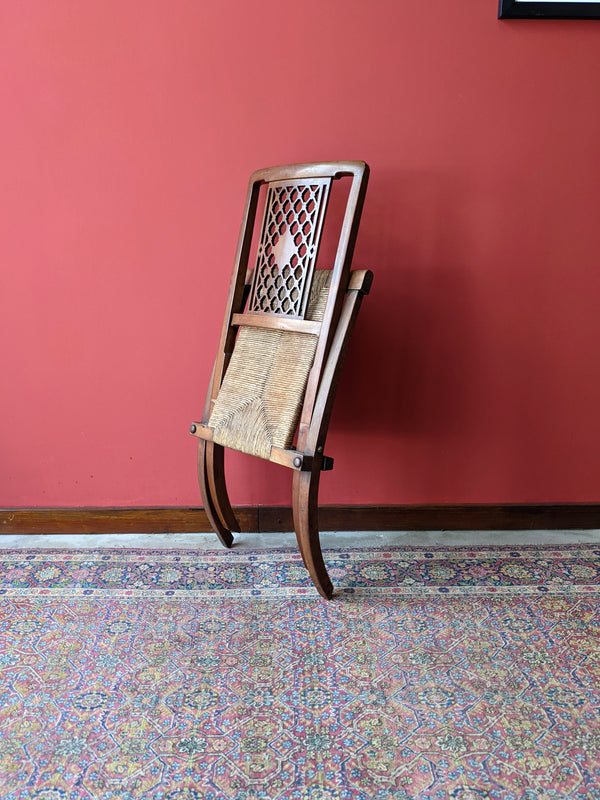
[1, 505, 599, 535]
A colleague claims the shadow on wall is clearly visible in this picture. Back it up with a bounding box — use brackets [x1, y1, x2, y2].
[218, 167, 490, 506]
[331, 168, 485, 442]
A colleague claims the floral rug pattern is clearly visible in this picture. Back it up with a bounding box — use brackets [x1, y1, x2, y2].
[1, 544, 600, 799]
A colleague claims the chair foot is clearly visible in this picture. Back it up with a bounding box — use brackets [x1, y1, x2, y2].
[197, 440, 237, 548]
[292, 468, 334, 600]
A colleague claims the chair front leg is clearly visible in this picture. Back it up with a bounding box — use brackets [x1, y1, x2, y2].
[292, 466, 333, 600]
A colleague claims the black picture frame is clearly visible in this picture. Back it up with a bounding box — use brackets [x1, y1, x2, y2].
[499, 0, 600, 18]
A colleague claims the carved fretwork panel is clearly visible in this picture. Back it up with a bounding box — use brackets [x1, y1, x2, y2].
[248, 178, 331, 318]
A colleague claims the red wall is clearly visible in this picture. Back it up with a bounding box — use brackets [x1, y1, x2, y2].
[2, 1, 600, 507]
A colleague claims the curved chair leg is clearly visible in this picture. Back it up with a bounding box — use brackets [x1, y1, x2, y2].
[206, 440, 240, 534]
[197, 440, 239, 548]
[292, 467, 333, 600]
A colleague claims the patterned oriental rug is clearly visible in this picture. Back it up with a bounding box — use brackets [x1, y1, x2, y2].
[1, 545, 600, 800]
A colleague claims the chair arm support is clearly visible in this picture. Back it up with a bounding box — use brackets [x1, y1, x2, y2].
[347, 269, 373, 295]
[303, 270, 372, 457]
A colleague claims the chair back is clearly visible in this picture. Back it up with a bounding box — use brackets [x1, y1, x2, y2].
[206, 162, 369, 460]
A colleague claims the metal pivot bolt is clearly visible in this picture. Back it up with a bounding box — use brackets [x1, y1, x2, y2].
[190, 424, 197, 434]
[293, 457, 302, 468]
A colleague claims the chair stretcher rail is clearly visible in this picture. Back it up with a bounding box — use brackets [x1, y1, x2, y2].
[231, 313, 322, 335]
[189, 424, 332, 471]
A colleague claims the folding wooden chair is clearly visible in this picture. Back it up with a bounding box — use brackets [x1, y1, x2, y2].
[190, 161, 372, 598]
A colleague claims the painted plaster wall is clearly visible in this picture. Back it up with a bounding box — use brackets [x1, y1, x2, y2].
[2, 1, 599, 506]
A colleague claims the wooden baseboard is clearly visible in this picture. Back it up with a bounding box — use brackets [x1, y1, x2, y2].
[1, 504, 599, 535]
[0, 508, 245, 535]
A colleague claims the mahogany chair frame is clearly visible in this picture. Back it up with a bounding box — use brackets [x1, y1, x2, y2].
[190, 161, 371, 598]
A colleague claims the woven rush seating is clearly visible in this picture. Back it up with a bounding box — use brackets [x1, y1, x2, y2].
[190, 161, 372, 598]
[208, 269, 331, 461]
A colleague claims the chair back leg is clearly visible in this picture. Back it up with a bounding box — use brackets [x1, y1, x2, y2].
[291, 269, 374, 597]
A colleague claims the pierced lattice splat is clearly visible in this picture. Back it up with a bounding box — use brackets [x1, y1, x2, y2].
[248, 178, 331, 318]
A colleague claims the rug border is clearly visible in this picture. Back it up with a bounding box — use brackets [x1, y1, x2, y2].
[2, 542, 600, 599]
